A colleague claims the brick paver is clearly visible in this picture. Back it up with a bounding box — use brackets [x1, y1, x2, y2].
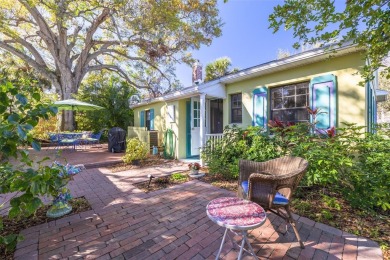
[11, 162, 383, 259]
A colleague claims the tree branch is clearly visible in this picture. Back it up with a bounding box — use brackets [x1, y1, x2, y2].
[3, 33, 47, 66]
[18, 0, 58, 56]
[0, 41, 58, 85]
[74, 8, 111, 84]
[84, 64, 150, 89]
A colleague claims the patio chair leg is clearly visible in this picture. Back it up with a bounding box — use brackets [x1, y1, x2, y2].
[285, 205, 305, 249]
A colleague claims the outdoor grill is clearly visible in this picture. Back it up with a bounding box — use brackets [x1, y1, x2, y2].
[108, 127, 126, 153]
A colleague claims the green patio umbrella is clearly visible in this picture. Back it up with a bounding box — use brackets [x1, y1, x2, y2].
[52, 99, 104, 111]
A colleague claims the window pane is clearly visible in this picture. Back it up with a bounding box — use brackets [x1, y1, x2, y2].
[284, 86, 295, 96]
[296, 95, 307, 107]
[272, 110, 283, 121]
[285, 110, 296, 121]
[296, 109, 309, 121]
[231, 94, 242, 123]
[296, 85, 307, 94]
[285, 97, 295, 108]
[270, 82, 309, 123]
[272, 98, 283, 109]
[272, 89, 282, 98]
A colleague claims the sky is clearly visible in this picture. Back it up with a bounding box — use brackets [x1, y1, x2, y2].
[175, 0, 299, 87]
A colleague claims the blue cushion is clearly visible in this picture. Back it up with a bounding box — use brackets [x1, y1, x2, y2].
[241, 180, 249, 194]
[273, 192, 289, 205]
[241, 180, 289, 205]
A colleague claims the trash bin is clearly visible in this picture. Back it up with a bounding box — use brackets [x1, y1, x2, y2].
[108, 127, 126, 152]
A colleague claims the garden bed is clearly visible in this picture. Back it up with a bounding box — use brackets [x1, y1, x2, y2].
[1, 197, 92, 260]
[108, 155, 181, 173]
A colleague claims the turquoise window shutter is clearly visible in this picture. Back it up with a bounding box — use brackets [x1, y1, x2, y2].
[150, 109, 154, 130]
[140, 110, 145, 127]
[309, 74, 337, 130]
[252, 87, 268, 129]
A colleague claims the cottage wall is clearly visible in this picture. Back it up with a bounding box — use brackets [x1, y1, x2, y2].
[224, 52, 366, 128]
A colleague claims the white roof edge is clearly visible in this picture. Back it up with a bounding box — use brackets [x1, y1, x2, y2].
[130, 86, 201, 108]
[131, 43, 362, 108]
[219, 44, 361, 84]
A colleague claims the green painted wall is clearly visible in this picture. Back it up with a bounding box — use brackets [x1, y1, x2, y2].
[133, 51, 367, 159]
[166, 99, 188, 158]
[224, 52, 366, 128]
[133, 102, 166, 144]
[134, 98, 189, 159]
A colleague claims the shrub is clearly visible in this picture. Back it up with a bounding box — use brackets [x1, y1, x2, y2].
[202, 118, 390, 212]
[202, 125, 247, 179]
[0, 79, 64, 250]
[244, 126, 281, 161]
[122, 138, 149, 163]
[75, 73, 136, 132]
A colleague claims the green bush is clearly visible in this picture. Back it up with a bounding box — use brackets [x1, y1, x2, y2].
[201, 125, 248, 179]
[0, 79, 66, 250]
[345, 129, 390, 211]
[201, 119, 390, 212]
[75, 73, 136, 133]
[122, 138, 149, 163]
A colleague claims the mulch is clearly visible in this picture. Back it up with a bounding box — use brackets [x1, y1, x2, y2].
[0, 197, 92, 259]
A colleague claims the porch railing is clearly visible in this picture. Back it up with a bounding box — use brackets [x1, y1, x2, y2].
[205, 133, 223, 150]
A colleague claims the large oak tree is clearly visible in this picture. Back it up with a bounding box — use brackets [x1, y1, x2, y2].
[0, 0, 222, 130]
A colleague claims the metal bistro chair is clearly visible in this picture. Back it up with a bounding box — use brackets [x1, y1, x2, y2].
[238, 156, 309, 249]
[86, 131, 103, 148]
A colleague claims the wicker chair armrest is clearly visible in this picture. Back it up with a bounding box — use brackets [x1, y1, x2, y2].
[248, 172, 276, 181]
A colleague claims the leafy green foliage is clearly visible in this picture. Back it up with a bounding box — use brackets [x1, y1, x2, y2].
[122, 138, 149, 163]
[170, 173, 187, 181]
[202, 125, 279, 179]
[202, 125, 246, 179]
[201, 120, 390, 212]
[75, 73, 136, 133]
[269, 0, 390, 83]
[0, 78, 71, 250]
[0, 80, 57, 159]
[204, 57, 239, 82]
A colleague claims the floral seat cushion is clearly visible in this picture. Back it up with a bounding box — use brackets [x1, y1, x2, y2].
[241, 180, 289, 205]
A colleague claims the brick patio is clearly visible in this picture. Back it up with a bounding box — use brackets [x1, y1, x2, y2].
[12, 164, 383, 259]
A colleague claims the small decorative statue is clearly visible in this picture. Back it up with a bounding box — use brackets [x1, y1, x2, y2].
[46, 162, 82, 218]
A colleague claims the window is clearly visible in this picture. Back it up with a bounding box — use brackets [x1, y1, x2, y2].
[270, 82, 309, 123]
[193, 100, 200, 127]
[231, 93, 242, 123]
[145, 110, 151, 130]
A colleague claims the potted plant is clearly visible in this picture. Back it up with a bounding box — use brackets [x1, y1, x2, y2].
[122, 138, 149, 165]
[188, 162, 201, 175]
[46, 162, 82, 218]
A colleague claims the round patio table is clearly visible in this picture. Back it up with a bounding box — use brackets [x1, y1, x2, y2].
[206, 197, 266, 260]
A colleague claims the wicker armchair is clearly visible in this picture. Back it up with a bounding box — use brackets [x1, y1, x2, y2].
[237, 156, 309, 248]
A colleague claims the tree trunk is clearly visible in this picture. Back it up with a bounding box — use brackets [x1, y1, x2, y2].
[59, 70, 78, 131]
